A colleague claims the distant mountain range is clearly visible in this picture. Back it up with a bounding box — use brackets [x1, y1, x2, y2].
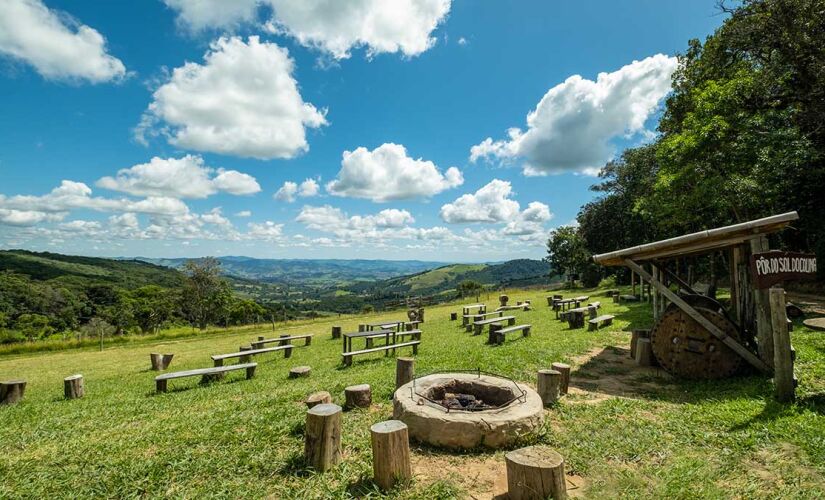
[132, 256, 449, 287]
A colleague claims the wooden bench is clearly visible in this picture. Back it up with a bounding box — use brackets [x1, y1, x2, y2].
[342, 340, 420, 366]
[155, 363, 257, 393]
[367, 321, 405, 332]
[588, 314, 615, 331]
[211, 344, 294, 366]
[563, 305, 598, 329]
[461, 304, 487, 324]
[473, 316, 516, 336]
[252, 334, 312, 349]
[496, 304, 531, 312]
[463, 310, 504, 331]
[490, 324, 531, 345]
[363, 329, 421, 348]
[619, 294, 639, 302]
[405, 320, 422, 331]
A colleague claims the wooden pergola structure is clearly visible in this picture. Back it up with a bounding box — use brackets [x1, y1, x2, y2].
[592, 211, 799, 379]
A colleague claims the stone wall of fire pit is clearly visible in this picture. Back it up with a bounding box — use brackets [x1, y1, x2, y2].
[393, 373, 544, 450]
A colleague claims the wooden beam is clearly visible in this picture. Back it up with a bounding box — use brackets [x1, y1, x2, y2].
[624, 258, 771, 374]
[769, 288, 795, 402]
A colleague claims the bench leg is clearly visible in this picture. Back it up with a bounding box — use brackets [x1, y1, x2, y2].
[246, 365, 256, 379]
[588, 322, 597, 331]
[284, 347, 293, 358]
[156, 379, 167, 393]
[473, 326, 481, 336]
[606, 318, 613, 327]
[412, 343, 418, 355]
[343, 355, 352, 367]
[252, 342, 262, 349]
[508, 318, 515, 326]
[524, 327, 531, 337]
[305, 337, 312, 346]
[465, 324, 473, 332]
[366, 338, 374, 349]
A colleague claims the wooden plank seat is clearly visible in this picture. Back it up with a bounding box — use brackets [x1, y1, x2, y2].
[473, 316, 516, 336]
[363, 329, 421, 348]
[490, 323, 531, 345]
[496, 304, 531, 312]
[155, 363, 257, 393]
[463, 311, 504, 331]
[342, 340, 420, 366]
[564, 305, 598, 329]
[404, 320, 422, 331]
[619, 294, 640, 302]
[367, 321, 405, 331]
[588, 315, 615, 331]
[252, 334, 312, 349]
[461, 304, 487, 324]
[211, 344, 294, 366]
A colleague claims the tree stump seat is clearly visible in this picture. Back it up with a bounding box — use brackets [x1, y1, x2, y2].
[289, 366, 311, 378]
[1, 379, 27, 405]
[506, 445, 567, 499]
[150, 353, 174, 371]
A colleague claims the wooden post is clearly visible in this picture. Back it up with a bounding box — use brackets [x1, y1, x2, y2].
[278, 334, 289, 346]
[331, 326, 341, 339]
[635, 338, 653, 366]
[506, 446, 567, 500]
[289, 366, 311, 379]
[450, 312, 457, 321]
[0, 379, 27, 405]
[652, 266, 659, 321]
[395, 357, 415, 389]
[304, 403, 342, 472]
[751, 236, 774, 368]
[239, 345, 252, 363]
[344, 384, 372, 409]
[537, 369, 561, 406]
[370, 420, 412, 491]
[306, 391, 332, 408]
[550, 363, 570, 395]
[769, 288, 795, 402]
[150, 353, 174, 371]
[63, 374, 84, 399]
[630, 329, 650, 359]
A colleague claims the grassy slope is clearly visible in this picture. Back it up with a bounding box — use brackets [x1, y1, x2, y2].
[403, 264, 488, 291]
[0, 287, 823, 498]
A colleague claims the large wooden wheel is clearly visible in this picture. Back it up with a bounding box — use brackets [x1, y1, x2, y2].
[651, 297, 744, 379]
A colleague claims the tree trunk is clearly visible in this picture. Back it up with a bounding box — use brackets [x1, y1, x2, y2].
[371, 420, 412, 491]
[64, 374, 84, 399]
[550, 363, 570, 395]
[344, 384, 372, 409]
[506, 445, 567, 499]
[537, 369, 561, 406]
[395, 357, 415, 389]
[304, 403, 342, 472]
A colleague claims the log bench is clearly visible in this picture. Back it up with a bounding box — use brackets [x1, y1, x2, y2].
[496, 304, 531, 312]
[491, 324, 531, 345]
[588, 314, 615, 331]
[211, 344, 294, 366]
[342, 340, 420, 366]
[473, 316, 516, 336]
[155, 363, 257, 393]
[252, 334, 312, 349]
[463, 310, 504, 331]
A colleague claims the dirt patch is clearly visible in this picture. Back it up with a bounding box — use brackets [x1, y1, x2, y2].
[411, 452, 585, 499]
[567, 346, 674, 404]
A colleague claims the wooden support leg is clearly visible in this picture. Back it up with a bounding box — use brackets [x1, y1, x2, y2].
[246, 364, 257, 379]
[239, 345, 252, 364]
[155, 379, 167, 393]
[371, 420, 412, 491]
[284, 346, 293, 358]
[304, 403, 342, 472]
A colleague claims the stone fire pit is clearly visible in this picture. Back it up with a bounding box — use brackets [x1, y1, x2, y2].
[393, 372, 544, 450]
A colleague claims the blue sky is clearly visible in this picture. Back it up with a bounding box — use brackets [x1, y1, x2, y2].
[0, 0, 725, 261]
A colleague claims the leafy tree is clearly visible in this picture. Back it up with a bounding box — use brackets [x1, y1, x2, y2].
[81, 317, 115, 351]
[180, 258, 232, 330]
[546, 227, 590, 287]
[17, 314, 54, 341]
[131, 286, 176, 334]
[457, 280, 483, 300]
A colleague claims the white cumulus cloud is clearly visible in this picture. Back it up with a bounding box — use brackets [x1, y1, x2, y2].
[162, 0, 259, 31]
[470, 54, 678, 175]
[97, 155, 260, 199]
[326, 143, 463, 202]
[0, 0, 126, 83]
[136, 36, 327, 160]
[439, 179, 521, 223]
[274, 178, 320, 202]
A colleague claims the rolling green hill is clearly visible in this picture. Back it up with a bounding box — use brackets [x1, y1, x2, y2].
[348, 259, 554, 296]
[0, 250, 183, 289]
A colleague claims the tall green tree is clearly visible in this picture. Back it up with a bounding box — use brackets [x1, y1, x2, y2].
[180, 258, 232, 330]
[546, 227, 591, 287]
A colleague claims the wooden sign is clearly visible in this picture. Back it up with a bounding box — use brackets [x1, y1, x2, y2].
[751, 251, 817, 289]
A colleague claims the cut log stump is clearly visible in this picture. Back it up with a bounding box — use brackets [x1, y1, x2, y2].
[506, 445, 567, 499]
[331, 325, 342, 339]
[371, 420, 412, 491]
[635, 338, 653, 366]
[150, 353, 174, 371]
[537, 369, 561, 406]
[344, 383, 372, 409]
[306, 391, 332, 409]
[630, 329, 651, 359]
[64, 374, 84, 400]
[395, 357, 415, 389]
[450, 312, 458, 321]
[289, 366, 311, 379]
[550, 363, 571, 395]
[1, 379, 27, 405]
[304, 403, 342, 472]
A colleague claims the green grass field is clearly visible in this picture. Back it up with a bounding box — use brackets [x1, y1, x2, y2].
[1, 287, 824, 498]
